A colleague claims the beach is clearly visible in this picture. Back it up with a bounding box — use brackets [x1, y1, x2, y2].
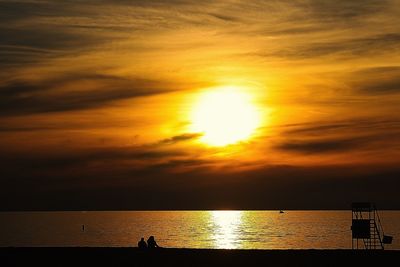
[2, 247, 399, 267]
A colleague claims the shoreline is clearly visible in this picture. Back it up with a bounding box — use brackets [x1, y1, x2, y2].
[2, 247, 400, 266]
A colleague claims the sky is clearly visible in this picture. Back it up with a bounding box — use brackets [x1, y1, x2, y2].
[1, 0, 400, 210]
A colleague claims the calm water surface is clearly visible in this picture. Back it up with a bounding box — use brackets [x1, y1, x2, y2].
[1, 211, 399, 249]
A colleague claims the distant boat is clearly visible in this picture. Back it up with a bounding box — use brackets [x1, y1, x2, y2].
[279, 210, 284, 214]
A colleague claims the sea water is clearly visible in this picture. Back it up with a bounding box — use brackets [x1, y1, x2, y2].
[1, 211, 399, 249]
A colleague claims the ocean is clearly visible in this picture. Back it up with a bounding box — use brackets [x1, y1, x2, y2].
[1, 211, 399, 249]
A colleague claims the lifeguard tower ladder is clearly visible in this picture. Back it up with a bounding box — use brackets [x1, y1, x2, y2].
[351, 202, 393, 250]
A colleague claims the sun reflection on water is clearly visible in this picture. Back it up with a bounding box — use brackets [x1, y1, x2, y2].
[211, 210, 243, 249]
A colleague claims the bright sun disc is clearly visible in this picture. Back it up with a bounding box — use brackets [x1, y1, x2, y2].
[190, 87, 260, 146]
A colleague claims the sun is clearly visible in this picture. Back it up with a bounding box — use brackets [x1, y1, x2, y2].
[190, 86, 261, 146]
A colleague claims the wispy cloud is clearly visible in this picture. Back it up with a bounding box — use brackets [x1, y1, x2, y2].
[0, 74, 181, 115]
[269, 34, 400, 60]
[159, 133, 202, 145]
[276, 118, 400, 155]
[349, 66, 400, 94]
[276, 137, 364, 154]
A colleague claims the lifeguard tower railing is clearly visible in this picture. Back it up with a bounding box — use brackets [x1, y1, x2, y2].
[351, 202, 393, 250]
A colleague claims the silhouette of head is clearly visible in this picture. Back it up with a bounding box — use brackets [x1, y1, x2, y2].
[141, 237, 144, 241]
[149, 236, 154, 241]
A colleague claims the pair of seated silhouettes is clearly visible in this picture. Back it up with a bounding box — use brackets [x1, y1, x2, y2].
[138, 236, 160, 249]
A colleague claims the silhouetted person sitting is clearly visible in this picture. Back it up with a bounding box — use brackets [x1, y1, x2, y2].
[138, 237, 147, 249]
[147, 236, 160, 249]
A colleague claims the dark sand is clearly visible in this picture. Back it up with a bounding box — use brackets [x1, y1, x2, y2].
[2, 247, 399, 266]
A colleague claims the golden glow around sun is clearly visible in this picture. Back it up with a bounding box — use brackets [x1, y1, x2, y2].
[190, 86, 261, 146]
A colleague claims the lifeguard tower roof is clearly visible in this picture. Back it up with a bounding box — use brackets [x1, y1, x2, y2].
[352, 202, 373, 211]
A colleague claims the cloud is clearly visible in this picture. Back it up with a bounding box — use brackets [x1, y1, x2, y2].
[357, 78, 400, 94]
[0, 125, 60, 132]
[283, 118, 400, 135]
[300, 0, 390, 21]
[283, 122, 352, 135]
[0, 44, 61, 66]
[1, 130, 215, 174]
[277, 118, 400, 154]
[0, 2, 119, 66]
[276, 137, 363, 154]
[224, 0, 394, 36]
[1, 0, 398, 68]
[0, 27, 116, 68]
[267, 33, 400, 59]
[159, 133, 202, 145]
[0, 1, 198, 68]
[0, 74, 179, 115]
[349, 66, 400, 94]
[0, 145, 188, 174]
[206, 12, 239, 22]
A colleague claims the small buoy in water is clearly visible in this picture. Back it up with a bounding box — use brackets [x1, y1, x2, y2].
[279, 210, 284, 214]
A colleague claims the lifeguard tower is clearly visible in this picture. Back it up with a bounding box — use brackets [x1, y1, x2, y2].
[351, 202, 393, 250]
